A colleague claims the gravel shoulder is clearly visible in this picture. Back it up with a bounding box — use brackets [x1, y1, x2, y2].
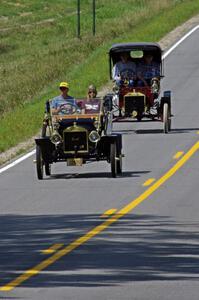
[1, 14, 199, 166]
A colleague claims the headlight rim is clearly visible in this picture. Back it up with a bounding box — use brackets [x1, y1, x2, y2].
[50, 131, 62, 145]
[89, 130, 101, 143]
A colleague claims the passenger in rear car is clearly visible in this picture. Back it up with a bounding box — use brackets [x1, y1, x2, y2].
[137, 52, 160, 87]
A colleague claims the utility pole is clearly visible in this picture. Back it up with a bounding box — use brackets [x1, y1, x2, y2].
[77, 0, 96, 37]
[92, 0, 96, 36]
[77, 0, 80, 38]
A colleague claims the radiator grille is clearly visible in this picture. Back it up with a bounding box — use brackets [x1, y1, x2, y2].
[124, 95, 145, 117]
[63, 131, 88, 153]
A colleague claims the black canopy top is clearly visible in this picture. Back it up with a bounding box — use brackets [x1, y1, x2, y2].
[109, 42, 162, 64]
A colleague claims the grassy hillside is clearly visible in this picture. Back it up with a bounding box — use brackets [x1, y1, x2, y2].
[1, 0, 199, 152]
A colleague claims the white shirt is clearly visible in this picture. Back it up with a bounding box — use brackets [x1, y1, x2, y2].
[112, 61, 136, 80]
[51, 95, 75, 109]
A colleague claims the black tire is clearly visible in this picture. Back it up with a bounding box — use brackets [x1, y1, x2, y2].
[110, 142, 117, 178]
[163, 103, 169, 134]
[45, 163, 51, 176]
[41, 123, 51, 176]
[169, 119, 171, 131]
[36, 145, 44, 180]
[168, 106, 171, 131]
[116, 153, 122, 174]
[137, 114, 142, 122]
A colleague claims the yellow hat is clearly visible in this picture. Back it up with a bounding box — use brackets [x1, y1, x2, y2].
[59, 81, 69, 88]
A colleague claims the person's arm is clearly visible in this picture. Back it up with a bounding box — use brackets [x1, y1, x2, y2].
[50, 99, 58, 111]
[112, 63, 121, 81]
[129, 62, 137, 80]
[51, 96, 62, 110]
[137, 68, 148, 86]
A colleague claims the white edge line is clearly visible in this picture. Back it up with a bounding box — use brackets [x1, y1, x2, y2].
[163, 25, 199, 59]
[1, 25, 199, 175]
[0, 150, 36, 174]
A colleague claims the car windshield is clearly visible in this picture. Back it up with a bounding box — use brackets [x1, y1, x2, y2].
[51, 98, 102, 116]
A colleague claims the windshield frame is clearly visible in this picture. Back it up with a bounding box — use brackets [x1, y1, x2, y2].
[50, 98, 103, 119]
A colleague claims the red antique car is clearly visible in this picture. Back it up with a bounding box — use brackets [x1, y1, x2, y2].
[104, 42, 172, 133]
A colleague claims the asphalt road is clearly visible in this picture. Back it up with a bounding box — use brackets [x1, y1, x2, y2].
[1, 27, 199, 300]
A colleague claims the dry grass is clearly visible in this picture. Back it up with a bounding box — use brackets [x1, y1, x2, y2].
[0, 0, 189, 115]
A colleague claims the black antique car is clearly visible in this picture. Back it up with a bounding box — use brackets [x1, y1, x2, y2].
[35, 98, 123, 179]
[104, 42, 172, 133]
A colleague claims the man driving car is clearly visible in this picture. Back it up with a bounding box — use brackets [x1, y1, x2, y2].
[112, 52, 136, 86]
[51, 82, 75, 111]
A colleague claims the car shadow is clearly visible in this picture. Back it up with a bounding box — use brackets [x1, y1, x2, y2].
[136, 127, 199, 134]
[136, 129, 163, 134]
[46, 170, 150, 180]
[169, 127, 199, 134]
[113, 118, 158, 123]
[0, 297, 22, 299]
[115, 129, 135, 135]
[0, 214, 199, 289]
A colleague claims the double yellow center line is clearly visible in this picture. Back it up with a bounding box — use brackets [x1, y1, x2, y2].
[1, 141, 199, 292]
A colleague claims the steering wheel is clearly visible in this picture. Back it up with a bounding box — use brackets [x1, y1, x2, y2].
[57, 102, 78, 115]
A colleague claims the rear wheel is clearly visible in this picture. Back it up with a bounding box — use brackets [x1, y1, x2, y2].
[36, 145, 44, 180]
[168, 106, 171, 131]
[110, 142, 117, 178]
[137, 113, 142, 122]
[163, 103, 170, 133]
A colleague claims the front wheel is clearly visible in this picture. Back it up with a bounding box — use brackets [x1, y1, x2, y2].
[163, 103, 171, 133]
[110, 142, 117, 178]
[36, 145, 44, 180]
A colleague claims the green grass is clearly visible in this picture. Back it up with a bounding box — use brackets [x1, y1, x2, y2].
[1, 0, 199, 152]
